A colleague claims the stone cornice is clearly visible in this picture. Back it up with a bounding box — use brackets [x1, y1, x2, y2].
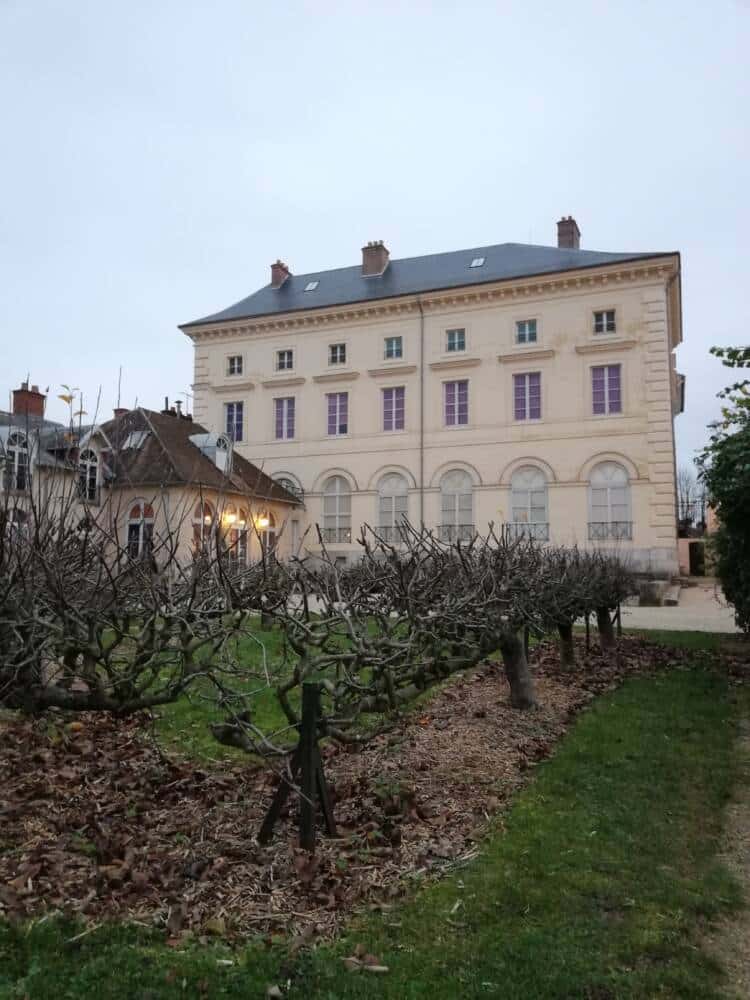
[429, 357, 482, 372]
[575, 338, 637, 355]
[497, 348, 556, 364]
[182, 255, 680, 343]
[211, 380, 256, 394]
[367, 363, 418, 378]
[260, 375, 306, 389]
[311, 370, 360, 384]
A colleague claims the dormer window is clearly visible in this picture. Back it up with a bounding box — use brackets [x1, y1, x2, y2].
[469, 257, 485, 268]
[3, 432, 29, 492]
[304, 280, 319, 291]
[78, 448, 99, 503]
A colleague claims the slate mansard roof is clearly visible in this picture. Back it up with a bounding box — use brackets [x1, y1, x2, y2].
[182, 241, 674, 328]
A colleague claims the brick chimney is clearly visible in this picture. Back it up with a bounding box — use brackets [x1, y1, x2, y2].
[362, 240, 390, 277]
[557, 216, 581, 250]
[270, 259, 291, 288]
[12, 381, 45, 419]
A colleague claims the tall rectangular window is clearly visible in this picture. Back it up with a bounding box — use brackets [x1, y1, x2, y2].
[384, 336, 403, 359]
[444, 380, 469, 426]
[225, 401, 243, 441]
[515, 319, 537, 344]
[276, 349, 294, 371]
[329, 343, 346, 365]
[274, 397, 295, 439]
[592, 364, 622, 415]
[327, 392, 348, 435]
[513, 372, 542, 420]
[594, 309, 616, 334]
[227, 355, 243, 375]
[446, 328, 466, 352]
[383, 387, 405, 431]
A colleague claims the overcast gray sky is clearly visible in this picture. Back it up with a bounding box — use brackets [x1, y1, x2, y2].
[1, 0, 748, 467]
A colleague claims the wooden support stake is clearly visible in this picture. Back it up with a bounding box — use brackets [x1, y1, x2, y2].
[257, 682, 336, 850]
[616, 603, 622, 638]
[585, 613, 590, 651]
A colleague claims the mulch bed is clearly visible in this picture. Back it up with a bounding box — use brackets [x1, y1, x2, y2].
[0, 637, 746, 941]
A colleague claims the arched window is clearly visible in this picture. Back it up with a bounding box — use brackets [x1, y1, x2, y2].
[509, 466, 549, 540]
[127, 501, 154, 559]
[439, 470, 474, 542]
[224, 505, 248, 566]
[3, 432, 29, 492]
[78, 449, 98, 503]
[588, 462, 632, 540]
[322, 476, 351, 544]
[258, 511, 277, 554]
[192, 500, 214, 553]
[377, 473, 408, 542]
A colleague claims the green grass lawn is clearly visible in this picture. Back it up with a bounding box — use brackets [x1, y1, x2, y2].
[2, 654, 746, 999]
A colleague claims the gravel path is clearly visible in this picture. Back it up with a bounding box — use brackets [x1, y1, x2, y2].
[621, 580, 740, 633]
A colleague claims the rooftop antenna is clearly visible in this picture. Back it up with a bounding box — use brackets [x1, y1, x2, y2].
[179, 390, 193, 416]
[116, 366, 122, 409]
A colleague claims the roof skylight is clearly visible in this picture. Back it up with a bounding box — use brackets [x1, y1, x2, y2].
[304, 280, 319, 291]
[469, 257, 485, 268]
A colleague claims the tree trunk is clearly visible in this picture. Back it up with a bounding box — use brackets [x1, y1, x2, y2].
[557, 622, 576, 668]
[596, 607, 616, 651]
[499, 632, 537, 710]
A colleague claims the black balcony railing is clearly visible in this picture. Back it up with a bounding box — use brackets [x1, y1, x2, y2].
[588, 521, 633, 541]
[505, 521, 550, 541]
[438, 524, 476, 543]
[322, 526, 352, 544]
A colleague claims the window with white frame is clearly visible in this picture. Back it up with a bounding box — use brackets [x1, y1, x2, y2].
[594, 309, 616, 334]
[509, 466, 549, 540]
[588, 462, 632, 540]
[439, 469, 474, 542]
[260, 511, 277, 554]
[276, 349, 294, 371]
[78, 448, 99, 502]
[446, 328, 466, 352]
[224, 401, 243, 441]
[329, 343, 346, 365]
[384, 336, 403, 360]
[192, 500, 214, 553]
[592, 364, 622, 415]
[322, 475, 351, 543]
[127, 500, 154, 559]
[515, 319, 537, 344]
[274, 397, 295, 439]
[326, 392, 348, 435]
[444, 380, 469, 426]
[3, 432, 29, 492]
[377, 472, 408, 541]
[227, 355, 243, 376]
[4, 506, 28, 540]
[224, 505, 248, 567]
[382, 386, 405, 431]
[513, 372, 542, 420]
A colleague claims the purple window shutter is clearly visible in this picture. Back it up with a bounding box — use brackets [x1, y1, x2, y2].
[445, 381, 456, 425]
[514, 374, 526, 420]
[529, 372, 541, 419]
[394, 386, 405, 430]
[339, 392, 348, 433]
[592, 367, 606, 415]
[275, 399, 284, 439]
[286, 397, 295, 438]
[383, 388, 393, 431]
[327, 394, 337, 435]
[608, 365, 622, 413]
[457, 380, 468, 424]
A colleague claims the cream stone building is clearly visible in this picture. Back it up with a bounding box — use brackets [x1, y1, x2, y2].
[181, 217, 684, 576]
